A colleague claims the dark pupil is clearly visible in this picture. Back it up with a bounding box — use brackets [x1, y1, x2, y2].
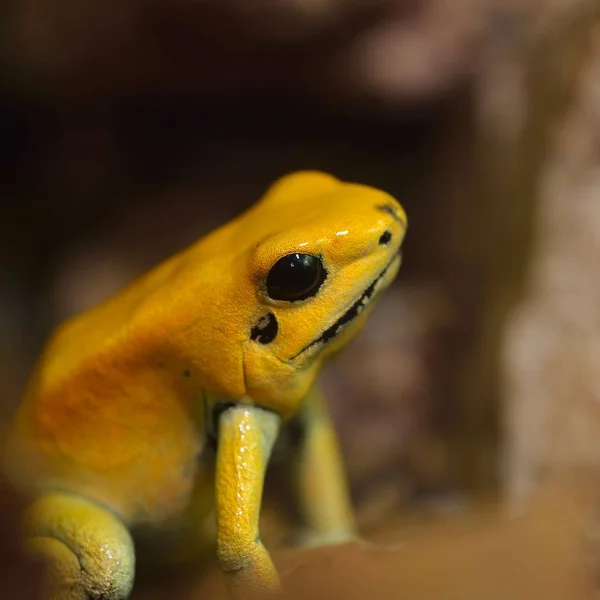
[266, 253, 325, 302]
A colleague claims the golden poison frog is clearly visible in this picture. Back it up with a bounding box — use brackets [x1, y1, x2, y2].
[2, 171, 407, 599]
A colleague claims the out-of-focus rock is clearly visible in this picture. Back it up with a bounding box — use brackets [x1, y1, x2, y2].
[503, 14, 600, 506]
[321, 284, 468, 528]
[327, 0, 484, 104]
[190, 484, 596, 600]
[4, 0, 487, 107]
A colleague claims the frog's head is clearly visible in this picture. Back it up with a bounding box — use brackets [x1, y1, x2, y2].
[174, 171, 406, 420]
[225, 171, 406, 417]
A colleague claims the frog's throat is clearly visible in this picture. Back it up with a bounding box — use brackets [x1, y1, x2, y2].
[288, 249, 401, 362]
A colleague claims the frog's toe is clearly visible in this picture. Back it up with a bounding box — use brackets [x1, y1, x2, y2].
[23, 492, 135, 600]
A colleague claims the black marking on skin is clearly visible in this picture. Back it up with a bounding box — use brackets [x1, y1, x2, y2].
[290, 252, 399, 361]
[378, 230, 392, 246]
[376, 203, 404, 224]
[250, 312, 278, 344]
[183, 368, 191, 378]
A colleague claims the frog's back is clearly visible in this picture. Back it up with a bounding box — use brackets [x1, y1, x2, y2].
[38, 249, 184, 391]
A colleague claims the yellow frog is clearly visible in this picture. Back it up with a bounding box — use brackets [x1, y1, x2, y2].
[2, 171, 407, 599]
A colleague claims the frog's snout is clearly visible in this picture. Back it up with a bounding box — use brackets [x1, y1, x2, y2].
[372, 202, 406, 255]
[375, 203, 405, 225]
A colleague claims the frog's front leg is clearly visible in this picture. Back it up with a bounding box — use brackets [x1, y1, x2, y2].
[23, 491, 135, 600]
[215, 404, 281, 597]
[291, 387, 358, 548]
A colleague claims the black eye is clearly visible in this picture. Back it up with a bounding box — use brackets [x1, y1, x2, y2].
[266, 253, 326, 302]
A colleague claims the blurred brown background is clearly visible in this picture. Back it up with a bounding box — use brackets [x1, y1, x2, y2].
[2, 0, 600, 598]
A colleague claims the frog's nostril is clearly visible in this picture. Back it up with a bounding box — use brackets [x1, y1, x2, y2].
[379, 230, 392, 246]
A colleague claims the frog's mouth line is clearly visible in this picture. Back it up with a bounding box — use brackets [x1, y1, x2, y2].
[289, 250, 401, 362]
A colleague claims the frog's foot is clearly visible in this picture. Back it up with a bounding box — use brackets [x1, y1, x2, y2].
[23, 492, 135, 600]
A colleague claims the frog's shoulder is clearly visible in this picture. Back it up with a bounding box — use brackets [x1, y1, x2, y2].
[30, 251, 188, 400]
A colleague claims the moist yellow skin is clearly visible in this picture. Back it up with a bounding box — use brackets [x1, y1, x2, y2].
[2, 171, 407, 599]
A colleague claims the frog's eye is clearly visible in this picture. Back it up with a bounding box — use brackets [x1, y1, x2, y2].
[266, 253, 326, 302]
